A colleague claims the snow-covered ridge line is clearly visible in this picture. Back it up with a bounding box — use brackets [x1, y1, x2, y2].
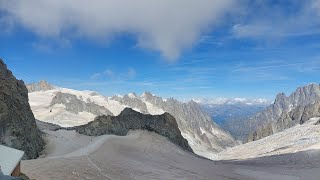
[28, 85, 237, 160]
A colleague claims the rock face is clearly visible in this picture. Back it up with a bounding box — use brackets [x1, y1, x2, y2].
[246, 83, 320, 142]
[72, 108, 193, 153]
[26, 80, 56, 92]
[50, 92, 113, 116]
[0, 59, 44, 159]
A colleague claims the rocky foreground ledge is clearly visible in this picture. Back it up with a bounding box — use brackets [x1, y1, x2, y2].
[69, 108, 194, 153]
[0, 59, 44, 159]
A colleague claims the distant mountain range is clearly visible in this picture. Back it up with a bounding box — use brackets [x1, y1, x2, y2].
[193, 97, 270, 106]
[195, 98, 270, 140]
[201, 103, 268, 140]
[27, 81, 238, 159]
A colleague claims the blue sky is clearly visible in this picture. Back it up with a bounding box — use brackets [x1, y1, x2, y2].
[1, 0, 320, 101]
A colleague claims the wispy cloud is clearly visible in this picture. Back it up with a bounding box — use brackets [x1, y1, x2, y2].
[232, 60, 320, 73]
[232, 1, 320, 40]
[230, 59, 320, 82]
[90, 67, 136, 81]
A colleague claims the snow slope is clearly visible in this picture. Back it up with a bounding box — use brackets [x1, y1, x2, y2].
[217, 117, 320, 160]
[29, 88, 127, 127]
[22, 129, 320, 180]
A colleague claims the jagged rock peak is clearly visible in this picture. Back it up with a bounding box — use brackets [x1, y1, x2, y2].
[275, 92, 287, 100]
[119, 107, 139, 115]
[126, 92, 137, 98]
[0, 58, 44, 159]
[26, 80, 56, 92]
[141, 91, 153, 98]
[188, 99, 198, 106]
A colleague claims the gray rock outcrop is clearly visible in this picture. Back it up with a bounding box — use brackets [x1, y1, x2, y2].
[50, 92, 113, 116]
[26, 80, 56, 92]
[71, 108, 193, 153]
[0, 59, 44, 159]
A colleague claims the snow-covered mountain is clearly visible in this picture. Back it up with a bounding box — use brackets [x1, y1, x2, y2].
[27, 82, 238, 159]
[245, 83, 320, 142]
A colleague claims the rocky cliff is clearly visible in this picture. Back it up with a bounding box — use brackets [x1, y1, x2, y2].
[246, 83, 320, 142]
[26, 80, 56, 92]
[0, 59, 44, 159]
[71, 108, 193, 153]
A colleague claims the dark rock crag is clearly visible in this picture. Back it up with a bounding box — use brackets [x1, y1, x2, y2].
[71, 108, 193, 153]
[0, 59, 44, 159]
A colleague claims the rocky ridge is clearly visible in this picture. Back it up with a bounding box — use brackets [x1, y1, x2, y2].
[71, 108, 193, 153]
[0, 59, 44, 159]
[246, 83, 320, 142]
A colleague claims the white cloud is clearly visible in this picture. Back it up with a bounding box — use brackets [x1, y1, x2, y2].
[0, 0, 236, 60]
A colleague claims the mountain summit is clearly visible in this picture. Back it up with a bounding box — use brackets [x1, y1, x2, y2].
[26, 80, 56, 92]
